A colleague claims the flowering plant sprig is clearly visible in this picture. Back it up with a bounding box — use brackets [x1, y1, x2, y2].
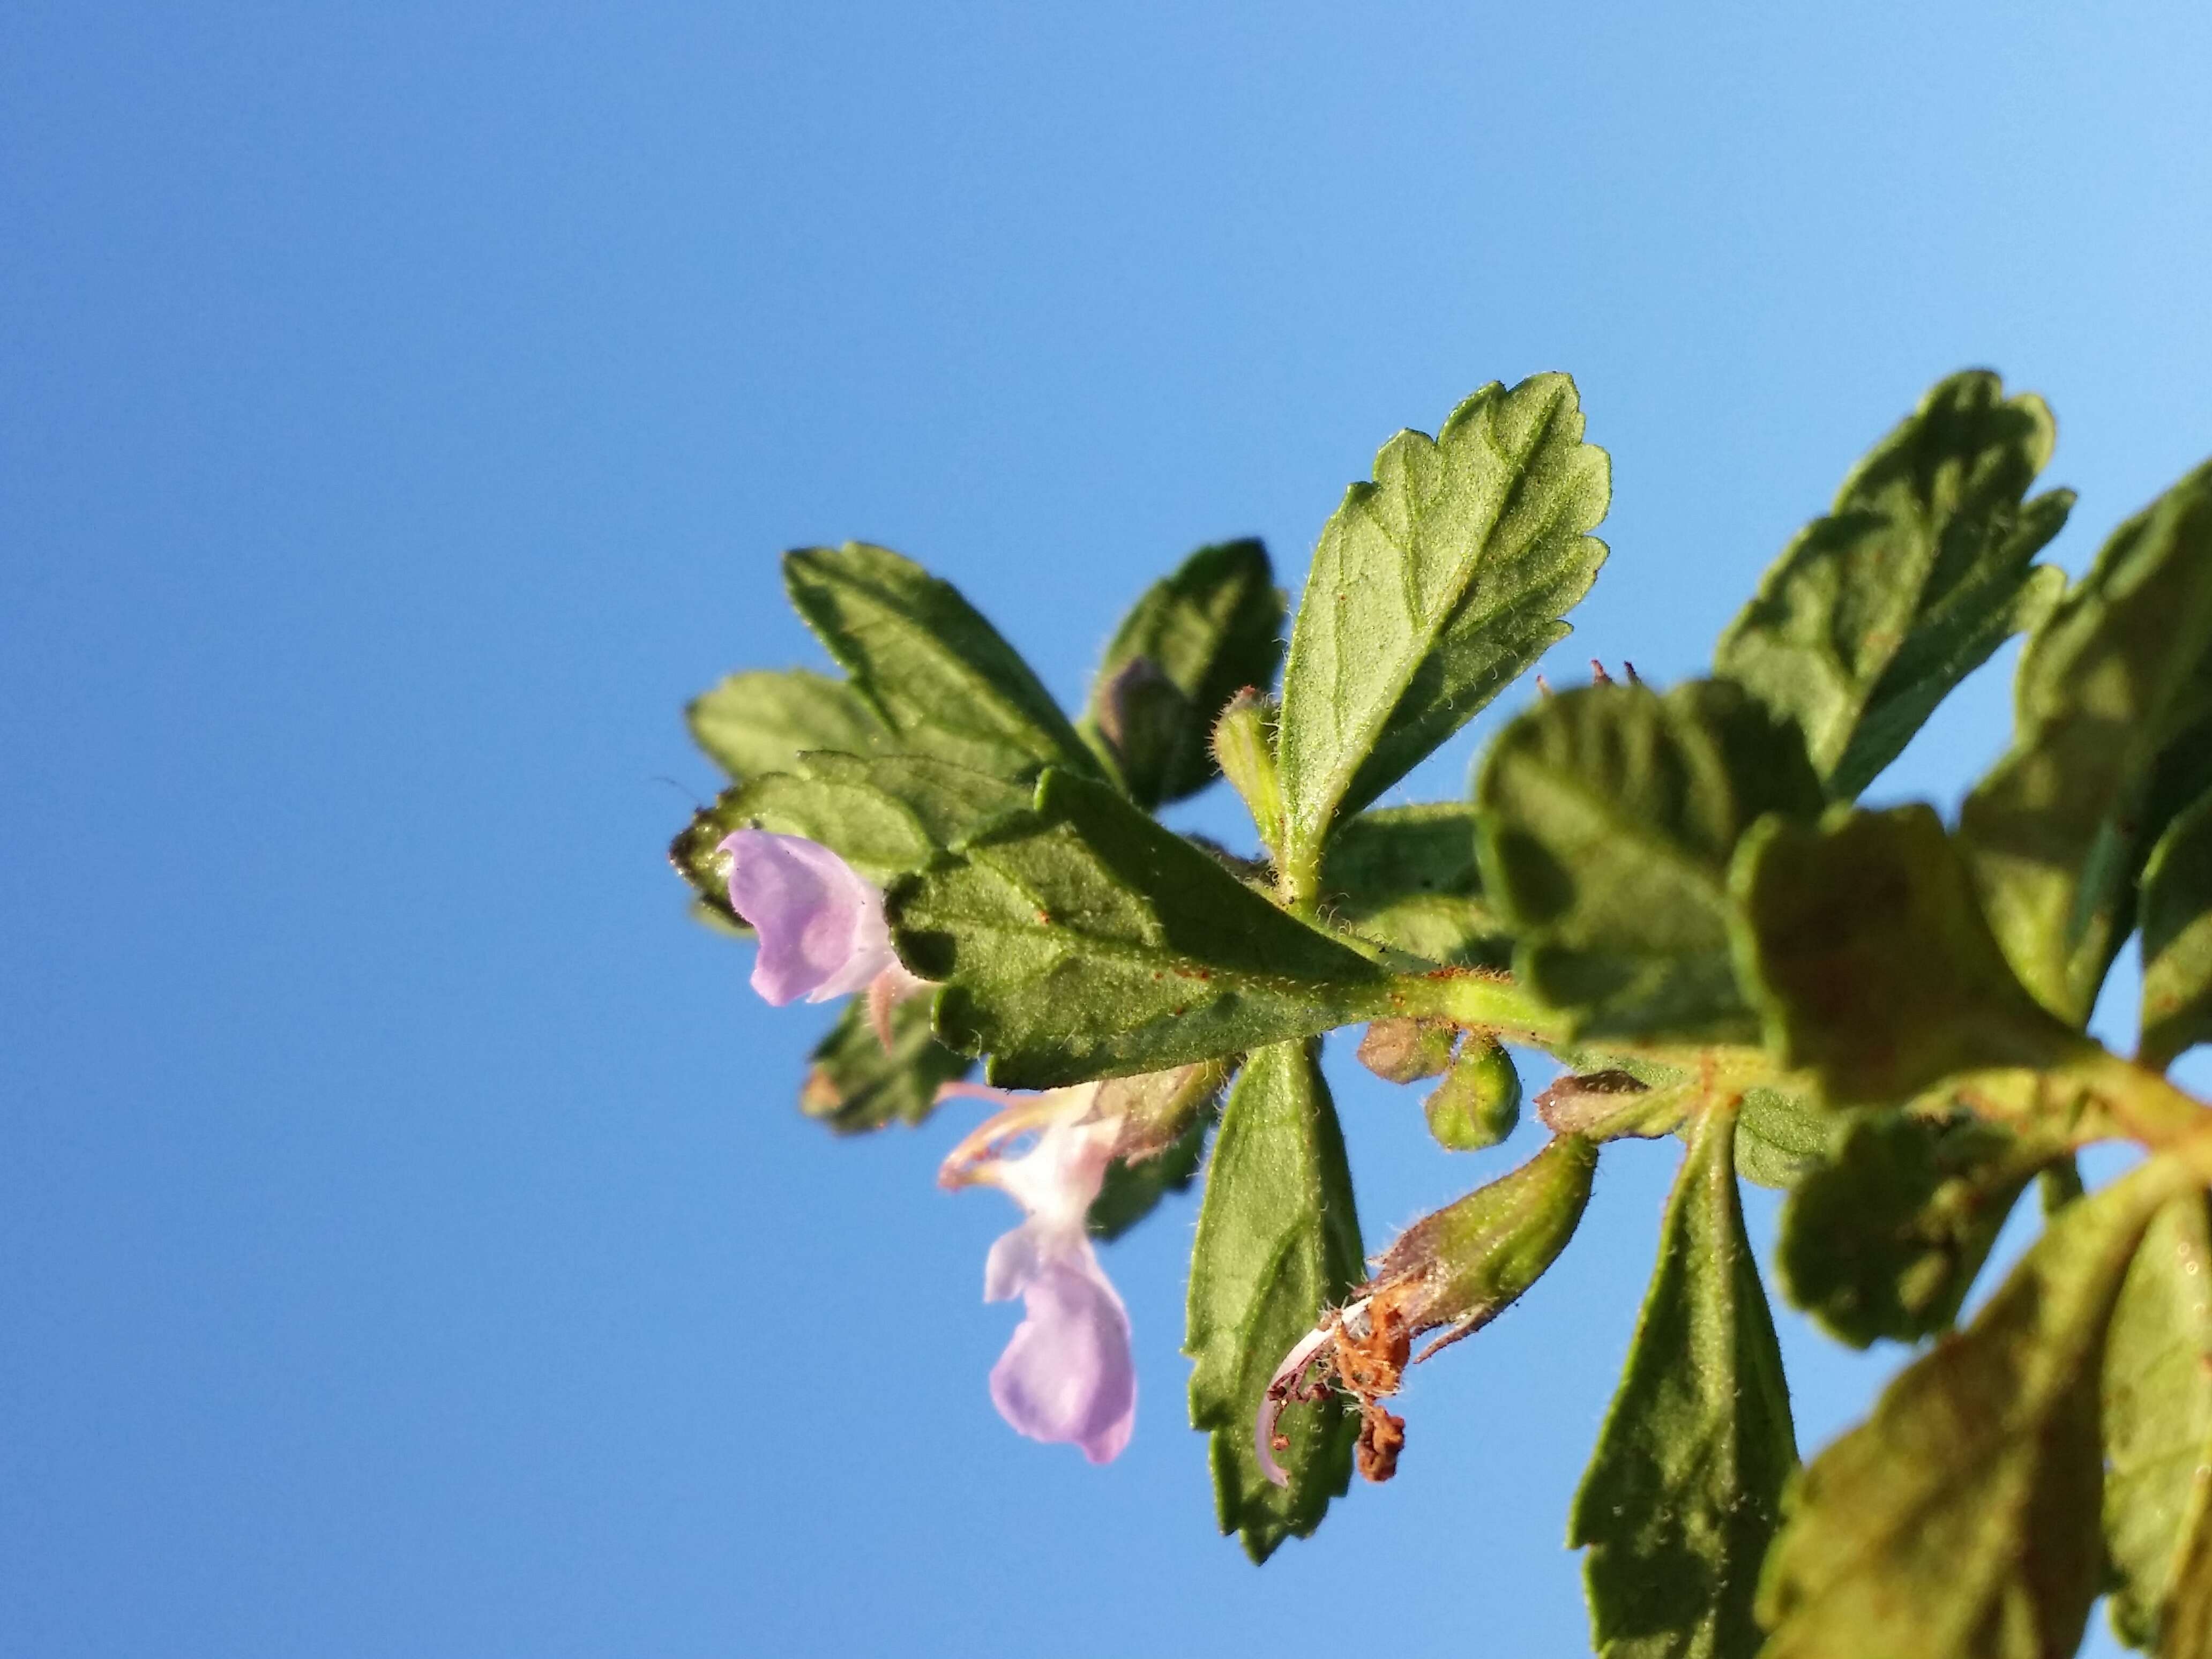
[671, 372, 2212, 1659]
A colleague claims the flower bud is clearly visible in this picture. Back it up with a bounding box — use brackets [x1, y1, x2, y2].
[1422, 1034, 1522, 1150]
[1210, 689, 1283, 856]
[1357, 1017, 1458, 1083]
[1100, 1060, 1230, 1164]
[1092, 655, 1191, 799]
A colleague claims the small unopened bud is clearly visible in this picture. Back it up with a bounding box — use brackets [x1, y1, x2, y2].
[1092, 655, 1190, 798]
[1357, 1017, 1458, 1083]
[1534, 1068, 1680, 1140]
[1101, 1059, 1230, 1164]
[1422, 1034, 1521, 1150]
[1211, 689, 1283, 856]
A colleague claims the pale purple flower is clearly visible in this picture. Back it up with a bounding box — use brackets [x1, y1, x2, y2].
[939, 1082, 1136, 1464]
[718, 829, 922, 1012]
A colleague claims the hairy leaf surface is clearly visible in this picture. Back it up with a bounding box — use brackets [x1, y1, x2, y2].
[1318, 803, 1509, 968]
[1082, 539, 1284, 808]
[2103, 1193, 2212, 1654]
[889, 769, 1399, 1086]
[1758, 1158, 2188, 1659]
[686, 667, 892, 783]
[1960, 461, 2212, 1025]
[1477, 679, 1824, 1040]
[783, 542, 1101, 782]
[1780, 1111, 2053, 1348]
[1276, 376, 1610, 887]
[1572, 1103, 1796, 1659]
[1731, 805, 2074, 1106]
[1715, 371, 2070, 800]
[1186, 1042, 1364, 1561]
[2141, 784, 2212, 1070]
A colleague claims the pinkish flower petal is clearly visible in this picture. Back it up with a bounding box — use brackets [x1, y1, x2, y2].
[988, 1247, 1136, 1464]
[983, 1219, 1049, 1304]
[864, 962, 930, 1051]
[718, 829, 898, 1006]
[1255, 1322, 1336, 1488]
[988, 1096, 1115, 1231]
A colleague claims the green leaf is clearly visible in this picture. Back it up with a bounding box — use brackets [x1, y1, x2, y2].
[888, 768, 1400, 1087]
[1960, 460, 2212, 1025]
[1778, 1111, 2054, 1348]
[1757, 1156, 2192, 1659]
[1275, 376, 1610, 895]
[1186, 1042, 1364, 1561]
[1571, 1102, 1797, 1659]
[1715, 371, 2071, 801]
[2142, 785, 2212, 1071]
[1732, 1085, 1836, 1192]
[1082, 539, 1285, 809]
[798, 995, 973, 1134]
[669, 752, 1029, 923]
[685, 668, 892, 783]
[1731, 804, 2075, 1107]
[782, 542, 1101, 783]
[1318, 803, 1511, 968]
[1476, 679, 1825, 1041]
[2103, 1192, 2212, 1653]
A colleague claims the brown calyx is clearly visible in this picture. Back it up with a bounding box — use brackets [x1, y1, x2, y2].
[1331, 1293, 1413, 1484]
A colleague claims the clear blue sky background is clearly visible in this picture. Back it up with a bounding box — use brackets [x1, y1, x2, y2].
[6, 5, 2211, 1655]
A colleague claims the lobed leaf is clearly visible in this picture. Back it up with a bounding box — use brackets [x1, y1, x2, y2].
[2103, 1192, 2212, 1654]
[1730, 804, 2075, 1107]
[1186, 1042, 1364, 1561]
[1571, 1102, 1797, 1659]
[1960, 460, 2212, 1026]
[670, 752, 1028, 923]
[1757, 1156, 2192, 1659]
[783, 542, 1102, 783]
[1275, 376, 1610, 892]
[798, 995, 972, 1134]
[1476, 679, 1824, 1041]
[1715, 370, 2071, 801]
[888, 768, 1401, 1087]
[1082, 539, 1285, 809]
[1731, 1086, 1835, 1193]
[685, 667, 892, 783]
[1778, 1111, 2055, 1348]
[2141, 784, 2212, 1071]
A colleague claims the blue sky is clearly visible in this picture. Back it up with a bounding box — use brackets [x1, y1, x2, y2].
[5, 4, 2210, 1654]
